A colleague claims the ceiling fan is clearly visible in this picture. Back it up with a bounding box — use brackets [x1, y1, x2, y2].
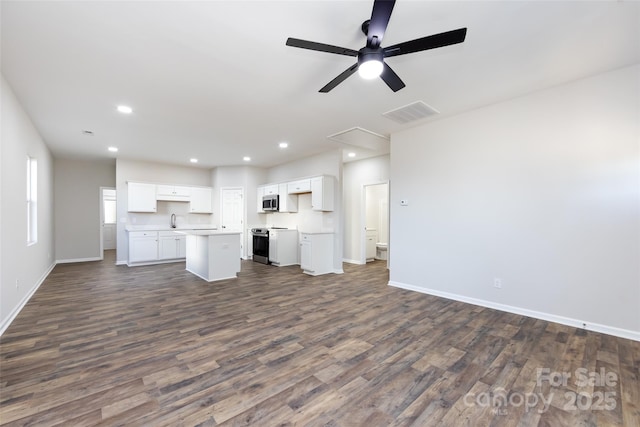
[286, 0, 467, 93]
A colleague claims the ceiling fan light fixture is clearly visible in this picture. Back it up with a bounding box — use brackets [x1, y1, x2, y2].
[358, 59, 383, 79]
[358, 48, 384, 80]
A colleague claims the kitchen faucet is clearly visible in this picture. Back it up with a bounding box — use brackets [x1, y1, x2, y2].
[170, 213, 176, 228]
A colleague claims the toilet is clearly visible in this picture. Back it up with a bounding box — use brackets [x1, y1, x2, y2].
[375, 243, 388, 260]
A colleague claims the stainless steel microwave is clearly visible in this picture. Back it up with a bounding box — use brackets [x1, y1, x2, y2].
[262, 194, 279, 211]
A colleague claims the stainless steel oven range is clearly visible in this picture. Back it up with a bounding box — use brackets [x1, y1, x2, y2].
[251, 228, 269, 264]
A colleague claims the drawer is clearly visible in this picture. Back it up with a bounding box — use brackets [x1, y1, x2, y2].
[128, 231, 157, 238]
[158, 230, 181, 237]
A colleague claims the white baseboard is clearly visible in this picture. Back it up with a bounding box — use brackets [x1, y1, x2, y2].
[56, 256, 102, 264]
[0, 262, 56, 336]
[388, 281, 640, 342]
[115, 260, 127, 266]
[343, 258, 364, 265]
[126, 259, 185, 267]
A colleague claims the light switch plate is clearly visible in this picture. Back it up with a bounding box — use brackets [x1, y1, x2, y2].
[400, 199, 409, 206]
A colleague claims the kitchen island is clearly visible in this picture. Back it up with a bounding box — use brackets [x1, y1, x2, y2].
[179, 230, 241, 282]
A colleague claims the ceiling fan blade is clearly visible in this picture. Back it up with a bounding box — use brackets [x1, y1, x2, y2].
[384, 28, 467, 58]
[319, 63, 359, 93]
[367, 0, 396, 48]
[380, 63, 405, 92]
[286, 38, 359, 57]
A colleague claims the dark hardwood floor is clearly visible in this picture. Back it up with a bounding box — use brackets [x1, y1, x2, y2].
[1, 251, 639, 426]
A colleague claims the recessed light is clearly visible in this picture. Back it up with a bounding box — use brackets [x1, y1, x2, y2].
[190, 158, 198, 163]
[348, 152, 356, 158]
[108, 146, 118, 152]
[117, 105, 133, 114]
[279, 142, 288, 149]
[243, 156, 251, 162]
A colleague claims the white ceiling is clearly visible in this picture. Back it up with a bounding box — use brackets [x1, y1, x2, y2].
[2, 1, 638, 169]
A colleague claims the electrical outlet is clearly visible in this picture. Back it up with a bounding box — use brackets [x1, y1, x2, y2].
[493, 278, 502, 289]
[400, 199, 409, 206]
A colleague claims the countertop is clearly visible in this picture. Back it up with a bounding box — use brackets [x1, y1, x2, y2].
[176, 230, 241, 236]
[125, 224, 217, 232]
[298, 231, 334, 235]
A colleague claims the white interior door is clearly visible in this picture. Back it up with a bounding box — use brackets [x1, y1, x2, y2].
[221, 187, 244, 257]
[103, 224, 116, 250]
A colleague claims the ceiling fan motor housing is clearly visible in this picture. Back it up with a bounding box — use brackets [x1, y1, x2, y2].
[358, 47, 384, 66]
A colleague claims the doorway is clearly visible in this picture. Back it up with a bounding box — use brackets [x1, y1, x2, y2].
[361, 182, 389, 266]
[100, 187, 117, 258]
[220, 187, 244, 258]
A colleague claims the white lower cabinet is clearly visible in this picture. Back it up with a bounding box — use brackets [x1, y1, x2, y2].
[128, 231, 159, 263]
[128, 230, 192, 265]
[299, 233, 334, 276]
[269, 229, 298, 266]
[158, 231, 187, 260]
[366, 229, 377, 262]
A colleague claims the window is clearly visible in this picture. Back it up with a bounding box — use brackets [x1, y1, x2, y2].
[27, 156, 37, 245]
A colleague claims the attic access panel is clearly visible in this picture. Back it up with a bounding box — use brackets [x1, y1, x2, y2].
[327, 127, 390, 152]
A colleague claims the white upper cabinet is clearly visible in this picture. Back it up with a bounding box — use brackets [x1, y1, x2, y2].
[128, 182, 157, 212]
[129, 182, 214, 213]
[311, 175, 334, 211]
[257, 175, 335, 213]
[263, 184, 279, 196]
[256, 185, 266, 213]
[156, 185, 191, 201]
[278, 183, 298, 213]
[287, 179, 311, 194]
[190, 187, 213, 213]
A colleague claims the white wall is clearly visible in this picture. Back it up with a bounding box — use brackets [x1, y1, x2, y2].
[267, 150, 341, 184]
[342, 155, 390, 263]
[267, 149, 344, 272]
[1, 75, 55, 333]
[390, 65, 640, 339]
[54, 158, 116, 262]
[115, 159, 213, 264]
[267, 193, 325, 232]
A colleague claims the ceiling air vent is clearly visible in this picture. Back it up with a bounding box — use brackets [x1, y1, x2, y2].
[382, 101, 439, 124]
